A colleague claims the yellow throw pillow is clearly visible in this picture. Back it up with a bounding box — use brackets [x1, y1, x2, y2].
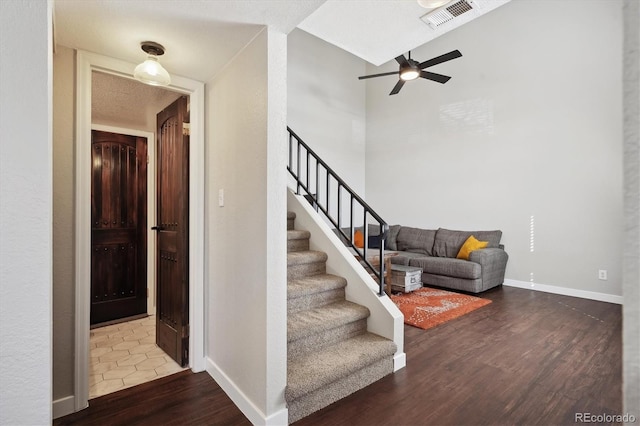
[456, 235, 489, 260]
[354, 230, 364, 248]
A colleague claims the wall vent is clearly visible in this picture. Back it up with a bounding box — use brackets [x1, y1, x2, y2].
[420, 0, 480, 29]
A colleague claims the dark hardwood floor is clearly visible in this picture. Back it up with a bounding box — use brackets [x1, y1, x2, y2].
[54, 369, 252, 426]
[55, 286, 622, 426]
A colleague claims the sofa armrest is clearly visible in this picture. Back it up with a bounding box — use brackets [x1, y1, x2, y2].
[469, 248, 509, 288]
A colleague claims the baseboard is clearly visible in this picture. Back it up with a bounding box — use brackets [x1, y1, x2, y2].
[503, 279, 623, 305]
[205, 357, 288, 426]
[393, 352, 406, 372]
[52, 395, 75, 419]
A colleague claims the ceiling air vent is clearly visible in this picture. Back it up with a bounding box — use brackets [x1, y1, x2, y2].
[420, 0, 480, 29]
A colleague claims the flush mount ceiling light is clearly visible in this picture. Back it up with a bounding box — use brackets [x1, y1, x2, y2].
[133, 41, 171, 87]
[417, 0, 452, 8]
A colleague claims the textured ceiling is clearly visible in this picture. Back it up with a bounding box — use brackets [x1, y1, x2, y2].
[56, 0, 325, 128]
[92, 72, 181, 130]
[54, 0, 326, 83]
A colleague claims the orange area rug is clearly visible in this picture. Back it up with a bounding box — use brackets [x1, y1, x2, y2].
[390, 287, 492, 330]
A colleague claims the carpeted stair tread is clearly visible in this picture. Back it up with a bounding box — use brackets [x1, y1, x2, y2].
[287, 250, 327, 266]
[288, 274, 347, 314]
[286, 332, 397, 401]
[287, 229, 311, 252]
[288, 300, 369, 342]
[287, 229, 311, 240]
[287, 212, 296, 220]
[288, 274, 347, 299]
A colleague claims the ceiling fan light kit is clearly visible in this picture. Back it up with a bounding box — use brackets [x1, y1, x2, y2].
[358, 49, 462, 95]
[134, 41, 171, 87]
[400, 65, 420, 81]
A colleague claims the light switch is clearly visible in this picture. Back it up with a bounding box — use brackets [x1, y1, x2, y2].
[218, 189, 224, 207]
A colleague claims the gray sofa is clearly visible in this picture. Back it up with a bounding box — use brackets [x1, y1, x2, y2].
[385, 226, 508, 294]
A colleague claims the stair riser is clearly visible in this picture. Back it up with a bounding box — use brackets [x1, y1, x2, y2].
[287, 357, 394, 424]
[287, 218, 295, 230]
[288, 288, 346, 314]
[287, 262, 326, 280]
[288, 319, 366, 359]
[287, 238, 310, 253]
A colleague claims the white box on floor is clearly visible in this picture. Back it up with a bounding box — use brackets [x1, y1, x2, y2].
[389, 264, 423, 293]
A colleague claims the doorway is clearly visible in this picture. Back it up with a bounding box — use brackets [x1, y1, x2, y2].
[87, 75, 190, 396]
[90, 130, 148, 326]
[75, 51, 206, 411]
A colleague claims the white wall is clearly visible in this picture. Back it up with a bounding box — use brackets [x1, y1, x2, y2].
[288, 29, 367, 201]
[0, 0, 53, 424]
[365, 0, 624, 298]
[205, 28, 288, 424]
[52, 45, 76, 403]
[622, 0, 640, 417]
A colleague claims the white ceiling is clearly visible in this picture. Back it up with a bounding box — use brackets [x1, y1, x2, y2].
[54, 0, 510, 128]
[54, 0, 326, 83]
[55, 0, 511, 83]
[299, 0, 511, 66]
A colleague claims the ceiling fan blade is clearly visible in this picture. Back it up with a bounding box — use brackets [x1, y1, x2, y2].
[419, 50, 462, 69]
[420, 70, 451, 84]
[358, 71, 400, 80]
[389, 79, 405, 95]
[395, 54, 409, 67]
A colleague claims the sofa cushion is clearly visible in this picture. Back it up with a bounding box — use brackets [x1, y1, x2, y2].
[409, 256, 482, 280]
[386, 225, 401, 250]
[433, 228, 502, 258]
[456, 235, 489, 260]
[396, 227, 437, 255]
[390, 251, 428, 266]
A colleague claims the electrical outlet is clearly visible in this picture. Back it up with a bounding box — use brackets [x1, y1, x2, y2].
[598, 269, 608, 280]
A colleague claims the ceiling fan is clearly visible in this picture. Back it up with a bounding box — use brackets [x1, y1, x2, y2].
[358, 50, 462, 95]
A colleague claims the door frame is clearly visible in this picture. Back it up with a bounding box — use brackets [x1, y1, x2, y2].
[74, 50, 205, 411]
[91, 124, 156, 317]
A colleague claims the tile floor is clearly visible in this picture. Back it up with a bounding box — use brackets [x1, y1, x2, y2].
[89, 315, 185, 398]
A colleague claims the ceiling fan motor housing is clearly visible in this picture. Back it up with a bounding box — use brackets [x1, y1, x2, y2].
[400, 59, 421, 80]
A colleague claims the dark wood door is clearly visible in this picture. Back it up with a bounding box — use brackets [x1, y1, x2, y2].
[155, 96, 189, 366]
[91, 130, 147, 325]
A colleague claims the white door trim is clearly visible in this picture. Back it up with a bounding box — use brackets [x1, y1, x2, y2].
[75, 51, 205, 412]
[90, 124, 157, 316]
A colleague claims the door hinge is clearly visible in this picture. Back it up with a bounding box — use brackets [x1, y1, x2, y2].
[182, 324, 190, 338]
[183, 122, 190, 136]
[146, 154, 149, 164]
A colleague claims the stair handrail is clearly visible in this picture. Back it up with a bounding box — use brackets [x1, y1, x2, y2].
[287, 126, 389, 296]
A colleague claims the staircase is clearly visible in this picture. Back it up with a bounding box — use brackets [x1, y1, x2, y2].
[286, 211, 397, 423]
